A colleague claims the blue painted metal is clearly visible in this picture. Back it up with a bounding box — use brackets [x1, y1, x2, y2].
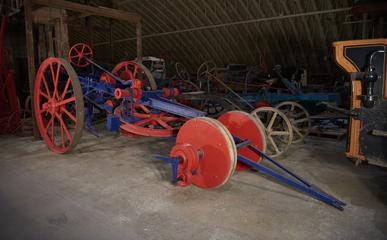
[156, 135, 346, 210]
[106, 115, 120, 132]
[155, 156, 179, 184]
[224, 70, 341, 107]
[75, 60, 206, 135]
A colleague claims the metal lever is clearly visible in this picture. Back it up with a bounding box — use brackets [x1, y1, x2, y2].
[233, 135, 346, 210]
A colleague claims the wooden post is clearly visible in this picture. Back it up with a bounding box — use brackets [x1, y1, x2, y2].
[136, 21, 142, 63]
[24, 0, 39, 138]
[361, 13, 368, 39]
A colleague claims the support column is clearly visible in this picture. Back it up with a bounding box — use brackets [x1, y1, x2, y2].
[24, 0, 39, 138]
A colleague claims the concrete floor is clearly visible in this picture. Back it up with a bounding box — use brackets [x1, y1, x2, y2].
[0, 131, 386, 240]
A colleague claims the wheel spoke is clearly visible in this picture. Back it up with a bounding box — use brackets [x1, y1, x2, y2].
[41, 75, 51, 98]
[57, 97, 76, 106]
[74, 47, 81, 54]
[139, 104, 151, 113]
[61, 77, 72, 99]
[134, 118, 153, 126]
[156, 119, 172, 130]
[60, 121, 65, 147]
[55, 112, 73, 144]
[268, 135, 280, 154]
[80, 44, 85, 55]
[271, 131, 290, 136]
[45, 114, 54, 133]
[39, 90, 50, 100]
[53, 62, 61, 99]
[293, 125, 303, 138]
[61, 107, 77, 123]
[294, 117, 309, 124]
[161, 116, 180, 122]
[267, 112, 278, 130]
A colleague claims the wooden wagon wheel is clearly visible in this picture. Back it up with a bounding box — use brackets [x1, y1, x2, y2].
[251, 107, 293, 157]
[196, 60, 217, 91]
[275, 101, 311, 143]
[175, 62, 190, 81]
[112, 61, 157, 90]
[34, 57, 84, 153]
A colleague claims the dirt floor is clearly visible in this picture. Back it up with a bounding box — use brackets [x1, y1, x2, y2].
[0, 131, 386, 240]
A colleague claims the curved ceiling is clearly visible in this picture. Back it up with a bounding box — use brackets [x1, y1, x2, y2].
[69, 0, 356, 74]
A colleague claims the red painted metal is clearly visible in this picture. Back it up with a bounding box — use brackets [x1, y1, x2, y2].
[115, 103, 185, 137]
[68, 43, 93, 67]
[218, 111, 267, 171]
[112, 61, 135, 81]
[254, 100, 270, 108]
[171, 117, 237, 188]
[114, 79, 142, 102]
[162, 87, 179, 98]
[34, 57, 84, 153]
[99, 72, 116, 85]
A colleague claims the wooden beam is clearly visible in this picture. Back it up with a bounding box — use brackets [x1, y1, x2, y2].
[24, 0, 39, 138]
[31, 0, 141, 23]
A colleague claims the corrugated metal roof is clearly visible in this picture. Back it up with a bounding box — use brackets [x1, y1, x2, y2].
[68, 0, 364, 74]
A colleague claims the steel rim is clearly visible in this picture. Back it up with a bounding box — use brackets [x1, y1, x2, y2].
[112, 61, 157, 90]
[218, 111, 267, 171]
[68, 43, 93, 68]
[34, 57, 84, 153]
[275, 101, 311, 143]
[173, 117, 237, 188]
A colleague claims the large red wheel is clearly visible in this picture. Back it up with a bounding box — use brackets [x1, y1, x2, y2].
[218, 111, 267, 171]
[112, 61, 157, 90]
[34, 57, 84, 153]
[171, 117, 237, 188]
[115, 103, 185, 137]
[68, 43, 93, 68]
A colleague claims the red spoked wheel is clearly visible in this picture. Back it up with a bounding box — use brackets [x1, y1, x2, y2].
[68, 43, 93, 68]
[34, 57, 84, 153]
[115, 103, 185, 137]
[171, 117, 237, 188]
[112, 61, 157, 90]
[218, 111, 267, 171]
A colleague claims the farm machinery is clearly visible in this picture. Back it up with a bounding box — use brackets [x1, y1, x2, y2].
[33, 43, 345, 210]
[33, 43, 205, 153]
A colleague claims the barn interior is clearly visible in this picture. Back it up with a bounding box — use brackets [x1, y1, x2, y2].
[1, 1, 387, 239]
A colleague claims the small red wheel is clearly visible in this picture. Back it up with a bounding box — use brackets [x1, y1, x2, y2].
[68, 43, 93, 68]
[171, 117, 237, 188]
[218, 111, 267, 171]
[34, 57, 84, 153]
[115, 103, 185, 137]
[112, 61, 157, 90]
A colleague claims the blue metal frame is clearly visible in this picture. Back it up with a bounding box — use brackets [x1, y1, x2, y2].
[156, 135, 346, 210]
[224, 72, 341, 107]
[76, 59, 206, 134]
